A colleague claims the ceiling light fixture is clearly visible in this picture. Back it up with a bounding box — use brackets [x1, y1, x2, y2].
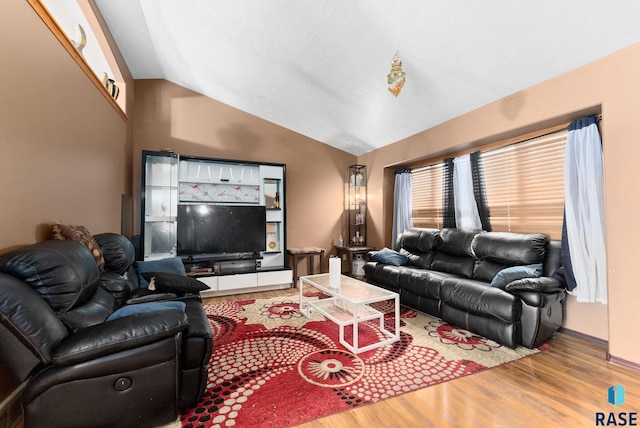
[387, 52, 406, 97]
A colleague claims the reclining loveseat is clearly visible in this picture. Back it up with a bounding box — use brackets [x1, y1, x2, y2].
[365, 228, 566, 349]
[0, 232, 212, 428]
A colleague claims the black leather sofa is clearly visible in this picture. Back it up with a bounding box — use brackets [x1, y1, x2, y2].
[364, 228, 566, 349]
[0, 233, 212, 428]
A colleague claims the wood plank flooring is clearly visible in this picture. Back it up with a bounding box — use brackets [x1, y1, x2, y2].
[204, 288, 640, 428]
[2, 288, 636, 428]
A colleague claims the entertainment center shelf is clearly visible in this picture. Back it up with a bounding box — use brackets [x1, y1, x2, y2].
[188, 266, 293, 296]
[141, 151, 291, 294]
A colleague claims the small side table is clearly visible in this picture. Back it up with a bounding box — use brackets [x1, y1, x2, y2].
[287, 247, 326, 286]
[335, 245, 374, 277]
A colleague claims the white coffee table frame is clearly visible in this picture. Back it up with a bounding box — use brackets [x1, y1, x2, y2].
[298, 273, 400, 354]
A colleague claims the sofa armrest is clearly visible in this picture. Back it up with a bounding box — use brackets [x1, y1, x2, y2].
[52, 310, 187, 365]
[99, 271, 133, 294]
[367, 250, 380, 259]
[504, 277, 565, 293]
[126, 292, 179, 304]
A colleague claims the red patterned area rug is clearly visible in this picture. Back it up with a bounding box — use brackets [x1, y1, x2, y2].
[180, 294, 542, 428]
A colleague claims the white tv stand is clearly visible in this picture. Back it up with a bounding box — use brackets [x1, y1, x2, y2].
[192, 266, 293, 297]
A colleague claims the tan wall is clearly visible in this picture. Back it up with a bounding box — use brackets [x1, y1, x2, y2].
[132, 79, 356, 274]
[7, 0, 638, 364]
[359, 44, 640, 364]
[0, 1, 131, 249]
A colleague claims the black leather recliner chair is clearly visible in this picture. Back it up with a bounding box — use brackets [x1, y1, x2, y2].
[94, 233, 213, 410]
[0, 235, 212, 428]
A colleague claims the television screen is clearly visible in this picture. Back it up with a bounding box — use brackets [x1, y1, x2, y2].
[177, 204, 266, 256]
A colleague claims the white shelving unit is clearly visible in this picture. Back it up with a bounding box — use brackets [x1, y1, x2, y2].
[141, 152, 291, 293]
[141, 150, 179, 260]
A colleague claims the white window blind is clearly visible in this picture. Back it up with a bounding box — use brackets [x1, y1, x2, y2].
[481, 130, 566, 239]
[411, 162, 443, 229]
[410, 129, 567, 239]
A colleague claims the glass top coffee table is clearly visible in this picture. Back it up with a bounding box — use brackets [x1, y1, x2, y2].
[298, 273, 400, 354]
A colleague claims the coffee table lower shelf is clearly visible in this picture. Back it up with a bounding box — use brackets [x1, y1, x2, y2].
[298, 273, 399, 354]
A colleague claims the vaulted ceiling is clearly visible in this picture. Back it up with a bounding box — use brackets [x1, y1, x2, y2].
[95, 1, 640, 155]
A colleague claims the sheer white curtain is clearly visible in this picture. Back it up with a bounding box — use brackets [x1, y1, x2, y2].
[453, 154, 482, 230]
[392, 169, 412, 248]
[564, 116, 607, 303]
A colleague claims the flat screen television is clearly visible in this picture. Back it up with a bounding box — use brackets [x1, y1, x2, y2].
[177, 204, 266, 258]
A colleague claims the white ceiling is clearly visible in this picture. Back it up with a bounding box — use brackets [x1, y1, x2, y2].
[95, 1, 640, 155]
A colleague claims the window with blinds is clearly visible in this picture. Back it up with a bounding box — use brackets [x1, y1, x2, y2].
[482, 130, 566, 239]
[411, 162, 443, 229]
[410, 129, 567, 239]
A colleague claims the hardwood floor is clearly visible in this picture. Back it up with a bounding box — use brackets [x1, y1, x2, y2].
[2, 289, 636, 428]
[205, 288, 640, 428]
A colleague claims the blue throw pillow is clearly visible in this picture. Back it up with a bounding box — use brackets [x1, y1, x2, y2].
[490, 264, 543, 289]
[135, 257, 186, 288]
[370, 247, 410, 266]
[106, 301, 186, 321]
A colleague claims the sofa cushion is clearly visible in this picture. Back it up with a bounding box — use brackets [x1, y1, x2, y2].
[472, 259, 507, 282]
[136, 257, 186, 288]
[94, 233, 136, 275]
[439, 278, 521, 323]
[430, 252, 475, 278]
[364, 262, 401, 292]
[471, 232, 546, 266]
[399, 269, 457, 300]
[490, 264, 543, 289]
[398, 228, 440, 253]
[440, 303, 520, 349]
[437, 228, 480, 257]
[397, 228, 440, 268]
[369, 247, 409, 266]
[0, 240, 100, 313]
[52, 223, 106, 273]
[400, 248, 435, 269]
[57, 287, 117, 331]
